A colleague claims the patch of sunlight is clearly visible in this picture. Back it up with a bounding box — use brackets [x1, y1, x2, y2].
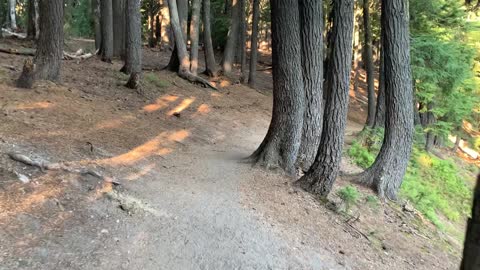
[196, 104, 211, 114]
[143, 94, 179, 112]
[95, 116, 135, 130]
[15, 101, 54, 110]
[167, 98, 195, 116]
[417, 153, 433, 168]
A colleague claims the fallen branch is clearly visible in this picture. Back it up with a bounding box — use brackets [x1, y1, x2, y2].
[1, 28, 26, 39]
[0, 46, 94, 61]
[63, 51, 94, 60]
[1, 64, 17, 71]
[0, 47, 35, 56]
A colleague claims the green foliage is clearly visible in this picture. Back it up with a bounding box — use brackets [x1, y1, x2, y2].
[365, 195, 380, 209]
[348, 141, 375, 169]
[64, 0, 94, 38]
[347, 128, 383, 169]
[144, 73, 170, 88]
[337, 185, 360, 212]
[400, 149, 473, 228]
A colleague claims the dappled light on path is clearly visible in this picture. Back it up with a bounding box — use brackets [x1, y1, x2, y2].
[143, 94, 179, 112]
[167, 97, 195, 116]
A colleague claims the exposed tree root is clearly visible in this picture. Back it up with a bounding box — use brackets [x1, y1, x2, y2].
[178, 70, 218, 90]
[8, 152, 119, 185]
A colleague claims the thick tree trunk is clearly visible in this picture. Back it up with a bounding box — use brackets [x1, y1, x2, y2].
[363, 0, 375, 127]
[148, 0, 156, 48]
[123, 0, 142, 78]
[352, 2, 362, 93]
[202, 0, 219, 77]
[100, 0, 114, 62]
[31, 0, 63, 81]
[296, 0, 324, 171]
[113, 0, 126, 58]
[373, 46, 386, 128]
[166, 0, 188, 71]
[239, 0, 247, 83]
[222, 0, 241, 74]
[247, 0, 260, 88]
[26, 0, 36, 39]
[248, 0, 304, 175]
[34, 0, 39, 39]
[461, 174, 480, 270]
[358, 0, 414, 200]
[8, 0, 16, 30]
[296, 0, 354, 197]
[92, 0, 101, 51]
[190, 0, 202, 75]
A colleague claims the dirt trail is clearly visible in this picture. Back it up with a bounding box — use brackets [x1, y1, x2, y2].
[0, 41, 461, 270]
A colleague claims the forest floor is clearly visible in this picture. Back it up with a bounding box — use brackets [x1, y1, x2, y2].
[0, 38, 465, 269]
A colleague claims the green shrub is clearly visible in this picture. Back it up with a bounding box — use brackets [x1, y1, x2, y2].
[347, 141, 375, 169]
[366, 195, 379, 209]
[337, 185, 360, 212]
[145, 73, 170, 88]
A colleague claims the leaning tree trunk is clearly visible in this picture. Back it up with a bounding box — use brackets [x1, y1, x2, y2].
[373, 46, 386, 128]
[202, 0, 219, 77]
[113, 0, 126, 58]
[8, 0, 16, 30]
[239, 0, 247, 83]
[100, 0, 114, 62]
[248, 0, 304, 175]
[26, 0, 36, 39]
[461, 174, 480, 270]
[166, 0, 188, 71]
[92, 0, 101, 51]
[247, 0, 260, 88]
[222, 0, 241, 74]
[190, 0, 202, 75]
[363, 0, 376, 128]
[124, 0, 142, 88]
[296, 0, 354, 197]
[358, 0, 414, 200]
[296, 0, 324, 171]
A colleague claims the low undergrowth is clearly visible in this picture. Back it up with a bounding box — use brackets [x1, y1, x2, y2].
[347, 128, 474, 229]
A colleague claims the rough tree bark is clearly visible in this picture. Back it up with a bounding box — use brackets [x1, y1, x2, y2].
[296, 0, 324, 171]
[8, 0, 16, 30]
[222, 0, 241, 74]
[461, 174, 480, 270]
[16, 0, 63, 87]
[92, 0, 101, 51]
[100, 0, 114, 62]
[34, 0, 39, 39]
[239, 0, 247, 83]
[190, 0, 202, 75]
[166, 0, 188, 71]
[373, 47, 386, 128]
[113, 0, 126, 58]
[358, 0, 414, 200]
[27, 0, 36, 39]
[296, 0, 354, 197]
[247, 0, 260, 88]
[363, 0, 375, 127]
[202, 0, 219, 77]
[124, 0, 142, 88]
[248, 0, 304, 175]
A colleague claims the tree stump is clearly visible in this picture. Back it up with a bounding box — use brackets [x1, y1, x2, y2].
[16, 59, 35, 89]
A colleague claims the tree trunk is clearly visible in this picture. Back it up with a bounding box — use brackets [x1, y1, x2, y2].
[202, 0, 219, 77]
[358, 0, 414, 200]
[461, 174, 480, 270]
[373, 45, 386, 128]
[26, 0, 36, 39]
[247, 0, 260, 87]
[296, 0, 324, 171]
[155, 15, 162, 45]
[296, 0, 354, 197]
[166, 0, 188, 71]
[34, 0, 40, 39]
[239, 0, 247, 83]
[92, 0, 101, 50]
[148, 0, 155, 48]
[363, 0, 375, 128]
[190, 0, 202, 75]
[113, 0, 126, 58]
[424, 103, 435, 152]
[8, 0, 16, 30]
[31, 0, 64, 81]
[222, 0, 241, 74]
[248, 0, 304, 175]
[352, 2, 362, 93]
[123, 0, 142, 77]
[100, 0, 114, 62]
